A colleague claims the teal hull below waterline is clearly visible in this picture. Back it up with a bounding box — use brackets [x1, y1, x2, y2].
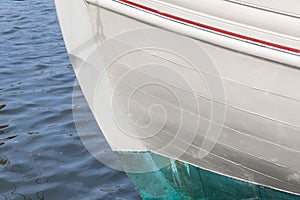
[116, 152, 300, 200]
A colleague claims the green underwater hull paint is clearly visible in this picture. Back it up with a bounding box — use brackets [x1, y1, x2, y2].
[117, 152, 300, 200]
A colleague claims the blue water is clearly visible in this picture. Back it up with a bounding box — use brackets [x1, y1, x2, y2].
[0, 0, 140, 199]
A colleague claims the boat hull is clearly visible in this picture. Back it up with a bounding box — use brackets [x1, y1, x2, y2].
[122, 151, 300, 200]
[55, 0, 300, 198]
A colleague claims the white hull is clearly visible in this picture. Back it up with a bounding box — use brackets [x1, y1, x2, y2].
[55, 0, 300, 196]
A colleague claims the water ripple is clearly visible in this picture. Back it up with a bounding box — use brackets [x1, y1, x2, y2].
[0, 0, 140, 199]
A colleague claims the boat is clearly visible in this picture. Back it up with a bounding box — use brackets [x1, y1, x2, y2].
[55, 0, 300, 199]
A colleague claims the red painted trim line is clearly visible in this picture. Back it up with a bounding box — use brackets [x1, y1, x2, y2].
[117, 0, 300, 55]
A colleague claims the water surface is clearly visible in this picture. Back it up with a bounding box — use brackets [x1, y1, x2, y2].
[0, 0, 140, 199]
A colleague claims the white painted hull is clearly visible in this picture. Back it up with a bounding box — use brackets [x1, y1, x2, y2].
[55, 0, 300, 196]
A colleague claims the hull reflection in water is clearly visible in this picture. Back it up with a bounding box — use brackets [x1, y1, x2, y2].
[55, 0, 300, 199]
